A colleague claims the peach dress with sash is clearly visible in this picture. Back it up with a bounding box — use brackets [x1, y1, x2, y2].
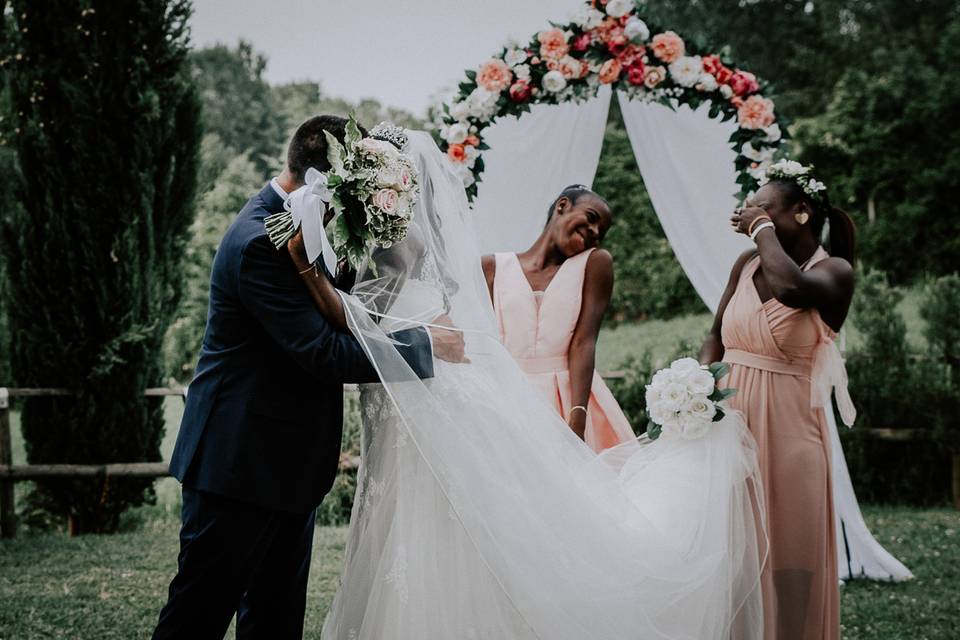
[493, 250, 636, 453]
[721, 246, 856, 640]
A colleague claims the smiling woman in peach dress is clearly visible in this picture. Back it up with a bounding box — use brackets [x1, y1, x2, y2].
[700, 162, 858, 640]
[481, 185, 636, 453]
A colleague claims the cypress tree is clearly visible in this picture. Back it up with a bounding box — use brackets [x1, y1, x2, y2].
[0, 1, 200, 533]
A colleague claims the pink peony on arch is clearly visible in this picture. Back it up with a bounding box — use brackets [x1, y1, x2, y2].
[434, 0, 786, 201]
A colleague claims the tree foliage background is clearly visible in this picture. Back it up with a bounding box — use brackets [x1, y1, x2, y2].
[0, 0, 201, 533]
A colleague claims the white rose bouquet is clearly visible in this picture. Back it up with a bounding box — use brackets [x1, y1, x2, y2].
[265, 115, 419, 272]
[644, 357, 737, 441]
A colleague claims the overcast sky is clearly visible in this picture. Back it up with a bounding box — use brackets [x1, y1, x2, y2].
[190, 0, 584, 117]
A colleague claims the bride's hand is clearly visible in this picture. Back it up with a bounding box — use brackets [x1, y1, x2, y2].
[430, 314, 467, 364]
[287, 230, 310, 269]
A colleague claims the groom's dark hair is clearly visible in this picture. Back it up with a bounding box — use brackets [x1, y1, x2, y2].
[286, 115, 369, 185]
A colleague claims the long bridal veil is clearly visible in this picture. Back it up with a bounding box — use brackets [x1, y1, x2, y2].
[321, 131, 766, 639]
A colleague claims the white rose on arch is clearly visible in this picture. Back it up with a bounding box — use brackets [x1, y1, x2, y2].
[572, 5, 605, 28]
[624, 17, 650, 41]
[444, 122, 469, 145]
[695, 72, 718, 92]
[542, 70, 568, 93]
[464, 145, 480, 169]
[741, 141, 775, 163]
[748, 160, 772, 181]
[453, 163, 475, 188]
[605, 0, 634, 19]
[763, 123, 782, 142]
[668, 55, 703, 88]
[449, 100, 471, 122]
[504, 48, 528, 67]
[466, 87, 499, 120]
[513, 64, 531, 80]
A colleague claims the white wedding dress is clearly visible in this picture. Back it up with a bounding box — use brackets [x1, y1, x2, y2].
[319, 132, 766, 639]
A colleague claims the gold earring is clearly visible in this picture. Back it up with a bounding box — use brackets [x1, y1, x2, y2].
[795, 212, 809, 225]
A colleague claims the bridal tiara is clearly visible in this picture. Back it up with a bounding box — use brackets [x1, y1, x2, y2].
[369, 121, 408, 150]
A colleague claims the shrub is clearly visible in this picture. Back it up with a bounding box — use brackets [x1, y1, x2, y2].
[842, 270, 952, 504]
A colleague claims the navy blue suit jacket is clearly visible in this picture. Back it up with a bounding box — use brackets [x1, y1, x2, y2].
[169, 184, 433, 513]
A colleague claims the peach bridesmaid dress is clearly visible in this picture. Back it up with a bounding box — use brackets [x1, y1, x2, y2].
[493, 249, 636, 453]
[721, 247, 856, 640]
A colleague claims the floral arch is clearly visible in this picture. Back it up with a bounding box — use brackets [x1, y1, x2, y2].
[430, 0, 912, 586]
[435, 0, 785, 201]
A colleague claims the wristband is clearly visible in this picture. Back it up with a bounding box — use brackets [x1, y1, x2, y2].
[750, 221, 775, 242]
[747, 215, 772, 236]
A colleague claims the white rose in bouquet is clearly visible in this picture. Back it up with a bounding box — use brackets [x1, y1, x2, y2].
[644, 359, 736, 441]
[678, 411, 712, 440]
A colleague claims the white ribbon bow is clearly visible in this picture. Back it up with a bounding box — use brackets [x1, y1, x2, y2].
[285, 167, 338, 275]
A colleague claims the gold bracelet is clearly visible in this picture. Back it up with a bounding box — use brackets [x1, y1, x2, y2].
[747, 215, 772, 236]
[568, 405, 587, 419]
[298, 263, 316, 275]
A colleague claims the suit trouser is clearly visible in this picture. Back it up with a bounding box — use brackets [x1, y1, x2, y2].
[152, 487, 316, 640]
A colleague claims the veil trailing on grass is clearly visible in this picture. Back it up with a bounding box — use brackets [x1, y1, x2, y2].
[321, 131, 767, 639]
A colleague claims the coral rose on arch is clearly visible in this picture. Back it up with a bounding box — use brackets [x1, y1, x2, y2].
[598, 58, 622, 84]
[644, 65, 667, 88]
[476, 58, 513, 93]
[447, 143, 467, 163]
[651, 31, 685, 63]
[537, 28, 569, 60]
[737, 95, 776, 130]
[558, 55, 583, 80]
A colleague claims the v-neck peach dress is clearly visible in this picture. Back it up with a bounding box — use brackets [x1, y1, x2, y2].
[721, 246, 856, 640]
[493, 250, 636, 453]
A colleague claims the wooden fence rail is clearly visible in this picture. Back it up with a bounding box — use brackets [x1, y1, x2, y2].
[0, 382, 954, 539]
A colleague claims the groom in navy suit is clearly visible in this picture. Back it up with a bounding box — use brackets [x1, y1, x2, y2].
[154, 116, 461, 639]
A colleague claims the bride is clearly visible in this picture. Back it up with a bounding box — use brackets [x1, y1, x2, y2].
[287, 127, 767, 639]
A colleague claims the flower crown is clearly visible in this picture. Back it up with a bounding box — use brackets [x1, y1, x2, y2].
[759, 160, 827, 205]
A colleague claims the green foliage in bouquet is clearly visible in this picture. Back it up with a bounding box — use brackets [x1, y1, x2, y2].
[0, 1, 201, 533]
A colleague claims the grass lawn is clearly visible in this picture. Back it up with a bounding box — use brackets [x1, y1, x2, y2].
[0, 506, 956, 638]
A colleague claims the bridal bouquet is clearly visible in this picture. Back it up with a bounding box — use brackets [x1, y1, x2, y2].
[265, 115, 419, 271]
[645, 358, 737, 441]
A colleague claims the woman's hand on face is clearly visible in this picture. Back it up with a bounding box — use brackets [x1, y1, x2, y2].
[730, 205, 770, 236]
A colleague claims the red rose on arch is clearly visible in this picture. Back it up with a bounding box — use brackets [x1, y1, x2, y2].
[617, 44, 645, 68]
[509, 80, 532, 103]
[627, 63, 646, 86]
[730, 70, 759, 96]
[573, 33, 591, 52]
[703, 55, 734, 85]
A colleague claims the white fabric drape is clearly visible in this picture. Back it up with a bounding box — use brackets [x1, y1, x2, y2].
[469, 91, 911, 583]
[471, 86, 612, 254]
[616, 94, 752, 312]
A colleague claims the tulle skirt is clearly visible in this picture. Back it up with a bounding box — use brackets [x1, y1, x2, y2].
[321, 355, 766, 640]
